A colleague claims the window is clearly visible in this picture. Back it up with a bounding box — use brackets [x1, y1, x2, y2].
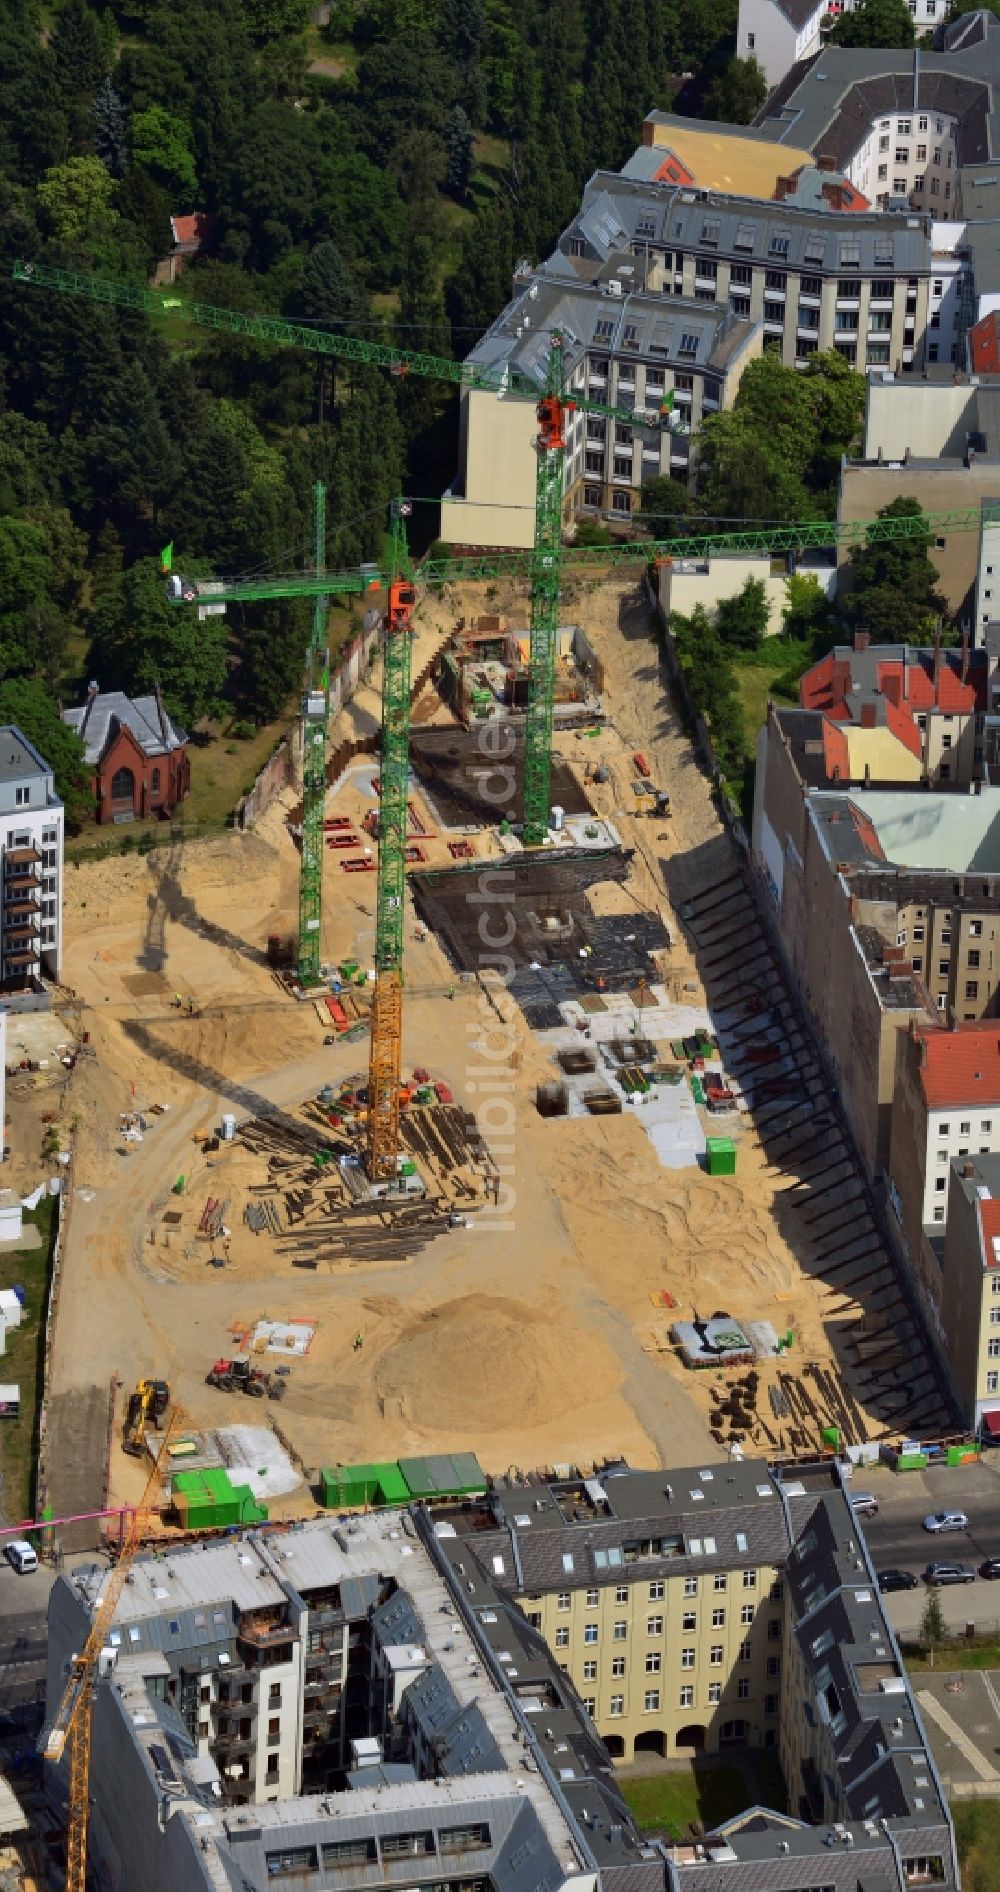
[988, 1337, 1000, 1358]
[583, 1623, 599, 1644]
[682, 1611, 697, 1631]
[730, 295, 750, 319]
[269, 1683, 282, 1704]
[678, 332, 698, 357]
[557, 1592, 570, 1611]
[989, 1372, 1000, 1393]
[708, 1681, 722, 1704]
[739, 1638, 752, 1661]
[150, 766, 161, 795]
[742, 1570, 757, 1589]
[583, 1696, 596, 1715]
[961, 1120, 971, 1134]
[898, 118, 911, 135]
[966, 982, 979, 1000]
[615, 1584, 630, 1603]
[440, 1827, 492, 1855]
[681, 1648, 695, 1669]
[649, 1581, 665, 1601]
[971, 921, 983, 937]
[585, 1588, 599, 1607]
[764, 301, 785, 325]
[837, 280, 861, 299]
[895, 147, 909, 165]
[768, 1617, 781, 1640]
[110, 766, 135, 803]
[712, 1608, 726, 1628]
[939, 963, 950, 978]
[730, 264, 752, 287]
[644, 1689, 661, 1711]
[710, 1645, 724, 1666]
[680, 1685, 694, 1708]
[584, 486, 602, 508]
[878, 165, 888, 182]
[747, 27, 755, 44]
[612, 492, 631, 514]
[770, 231, 791, 257]
[683, 1577, 698, 1597]
[713, 1573, 728, 1592]
[585, 452, 604, 475]
[647, 1615, 664, 1636]
[267, 1848, 320, 1877]
[969, 951, 981, 969]
[983, 1121, 993, 1134]
[990, 1307, 1000, 1326]
[917, 144, 927, 161]
[583, 1660, 597, 1681]
[613, 1620, 628, 1641]
[740, 1604, 753, 1625]
[645, 1652, 662, 1673]
[609, 1695, 624, 1716]
[13, 787, 28, 808]
[611, 1655, 626, 1677]
[764, 269, 786, 291]
[919, 115, 928, 130]
[765, 1693, 779, 1715]
[879, 135, 890, 152]
[555, 1627, 569, 1648]
[767, 1656, 781, 1676]
[737, 1677, 751, 1700]
[734, 224, 756, 252]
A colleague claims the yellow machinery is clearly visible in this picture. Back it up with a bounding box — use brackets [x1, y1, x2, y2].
[45, 1414, 180, 1892]
[122, 1376, 169, 1456]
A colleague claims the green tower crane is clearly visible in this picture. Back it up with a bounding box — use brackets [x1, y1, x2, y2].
[298, 478, 329, 988]
[11, 259, 661, 847]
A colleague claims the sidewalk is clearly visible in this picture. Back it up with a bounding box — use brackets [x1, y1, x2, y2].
[886, 1586, 1000, 1641]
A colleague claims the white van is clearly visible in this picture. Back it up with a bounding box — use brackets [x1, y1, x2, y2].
[849, 1493, 879, 1518]
[5, 1540, 37, 1574]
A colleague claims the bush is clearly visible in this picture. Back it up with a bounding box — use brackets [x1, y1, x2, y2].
[229, 719, 256, 740]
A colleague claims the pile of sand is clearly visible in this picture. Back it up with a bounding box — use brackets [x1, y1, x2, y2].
[374, 1291, 621, 1435]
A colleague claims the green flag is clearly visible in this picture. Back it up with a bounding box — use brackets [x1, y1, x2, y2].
[160, 542, 173, 573]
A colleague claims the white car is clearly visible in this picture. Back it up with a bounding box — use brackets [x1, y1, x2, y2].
[922, 1511, 969, 1534]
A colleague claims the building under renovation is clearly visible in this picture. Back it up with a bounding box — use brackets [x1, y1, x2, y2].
[43, 1462, 956, 1892]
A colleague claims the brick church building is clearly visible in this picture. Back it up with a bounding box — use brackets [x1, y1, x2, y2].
[63, 685, 191, 824]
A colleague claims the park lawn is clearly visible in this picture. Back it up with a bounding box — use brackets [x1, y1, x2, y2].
[954, 1799, 1000, 1891]
[0, 1197, 58, 1525]
[622, 1767, 749, 1835]
[905, 1641, 1000, 1672]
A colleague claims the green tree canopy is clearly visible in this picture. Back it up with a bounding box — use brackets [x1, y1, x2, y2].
[88, 557, 227, 725]
[830, 0, 915, 43]
[131, 104, 199, 203]
[716, 576, 770, 651]
[703, 55, 767, 124]
[845, 497, 947, 639]
[0, 678, 91, 831]
[699, 352, 865, 520]
[37, 153, 116, 241]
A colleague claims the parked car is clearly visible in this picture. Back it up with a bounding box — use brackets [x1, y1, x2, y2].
[922, 1511, 970, 1534]
[876, 1568, 919, 1593]
[849, 1493, 879, 1517]
[923, 1562, 975, 1585]
[4, 1541, 36, 1574]
[980, 1557, 1000, 1579]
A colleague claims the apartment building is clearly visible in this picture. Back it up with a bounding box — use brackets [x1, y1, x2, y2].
[800, 636, 987, 782]
[889, 1021, 1000, 1333]
[940, 1149, 1000, 1430]
[440, 264, 761, 549]
[436, 1459, 957, 1892]
[737, 0, 942, 91]
[46, 1466, 958, 1892]
[0, 725, 63, 990]
[45, 1507, 642, 1892]
[561, 166, 932, 376]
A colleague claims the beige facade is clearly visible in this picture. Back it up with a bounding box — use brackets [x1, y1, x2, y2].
[524, 1560, 783, 1761]
[863, 375, 981, 460]
[940, 1154, 1000, 1428]
[440, 389, 538, 549]
[658, 553, 835, 635]
[838, 461, 1000, 617]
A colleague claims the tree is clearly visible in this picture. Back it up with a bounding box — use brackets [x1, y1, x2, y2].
[0, 518, 58, 678]
[830, 0, 915, 43]
[88, 558, 227, 726]
[51, 0, 109, 144]
[672, 604, 746, 777]
[396, 233, 452, 447]
[716, 576, 770, 651]
[445, 105, 475, 196]
[446, 198, 514, 342]
[699, 352, 865, 521]
[131, 105, 198, 203]
[241, 0, 312, 39]
[782, 571, 835, 647]
[919, 1584, 945, 1654]
[0, 679, 91, 831]
[94, 78, 128, 177]
[846, 498, 947, 640]
[117, 166, 173, 260]
[703, 55, 767, 124]
[37, 154, 116, 242]
[638, 475, 700, 539]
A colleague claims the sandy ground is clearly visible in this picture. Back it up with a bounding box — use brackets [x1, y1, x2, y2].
[34, 576, 854, 1527]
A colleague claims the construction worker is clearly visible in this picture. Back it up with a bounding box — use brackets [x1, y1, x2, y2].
[353, 1332, 363, 1352]
[447, 984, 455, 1000]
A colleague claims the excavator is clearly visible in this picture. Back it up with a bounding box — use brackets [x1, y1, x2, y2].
[122, 1377, 170, 1456]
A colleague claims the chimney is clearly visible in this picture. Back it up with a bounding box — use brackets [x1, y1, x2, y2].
[773, 174, 792, 201]
[860, 703, 877, 728]
[933, 620, 942, 695]
[817, 151, 838, 173]
[80, 680, 100, 739]
[961, 623, 971, 685]
[153, 680, 171, 748]
[853, 629, 870, 652]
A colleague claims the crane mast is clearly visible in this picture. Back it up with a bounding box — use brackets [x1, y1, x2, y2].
[367, 502, 415, 1181]
[298, 480, 329, 988]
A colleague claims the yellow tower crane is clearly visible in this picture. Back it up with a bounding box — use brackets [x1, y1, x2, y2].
[44, 1413, 181, 1892]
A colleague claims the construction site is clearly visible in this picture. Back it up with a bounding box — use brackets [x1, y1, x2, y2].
[21, 557, 955, 1583]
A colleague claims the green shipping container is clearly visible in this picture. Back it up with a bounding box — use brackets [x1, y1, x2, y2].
[320, 1461, 411, 1509]
[706, 1136, 737, 1177]
[173, 1466, 262, 1529]
[397, 1452, 487, 1499]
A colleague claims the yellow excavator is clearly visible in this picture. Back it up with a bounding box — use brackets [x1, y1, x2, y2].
[122, 1377, 170, 1456]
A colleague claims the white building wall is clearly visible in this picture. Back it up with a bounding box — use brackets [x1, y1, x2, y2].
[0, 790, 64, 983]
[849, 109, 957, 213]
[923, 1106, 1000, 1227]
[736, 0, 806, 90]
[975, 519, 1000, 646]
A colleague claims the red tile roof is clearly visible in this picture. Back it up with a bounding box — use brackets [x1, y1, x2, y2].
[884, 697, 924, 760]
[170, 212, 216, 250]
[913, 1021, 1000, 1109]
[800, 651, 852, 713]
[875, 658, 977, 714]
[970, 310, 1000, 376]
[822, 718, 850, 780]
[980, 1195, 1000, 1267]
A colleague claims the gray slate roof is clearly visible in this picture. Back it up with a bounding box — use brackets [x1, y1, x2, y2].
[755, 38, 998, 170]
[0, 726, 53, 786]
[63, 690, 187, 766]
